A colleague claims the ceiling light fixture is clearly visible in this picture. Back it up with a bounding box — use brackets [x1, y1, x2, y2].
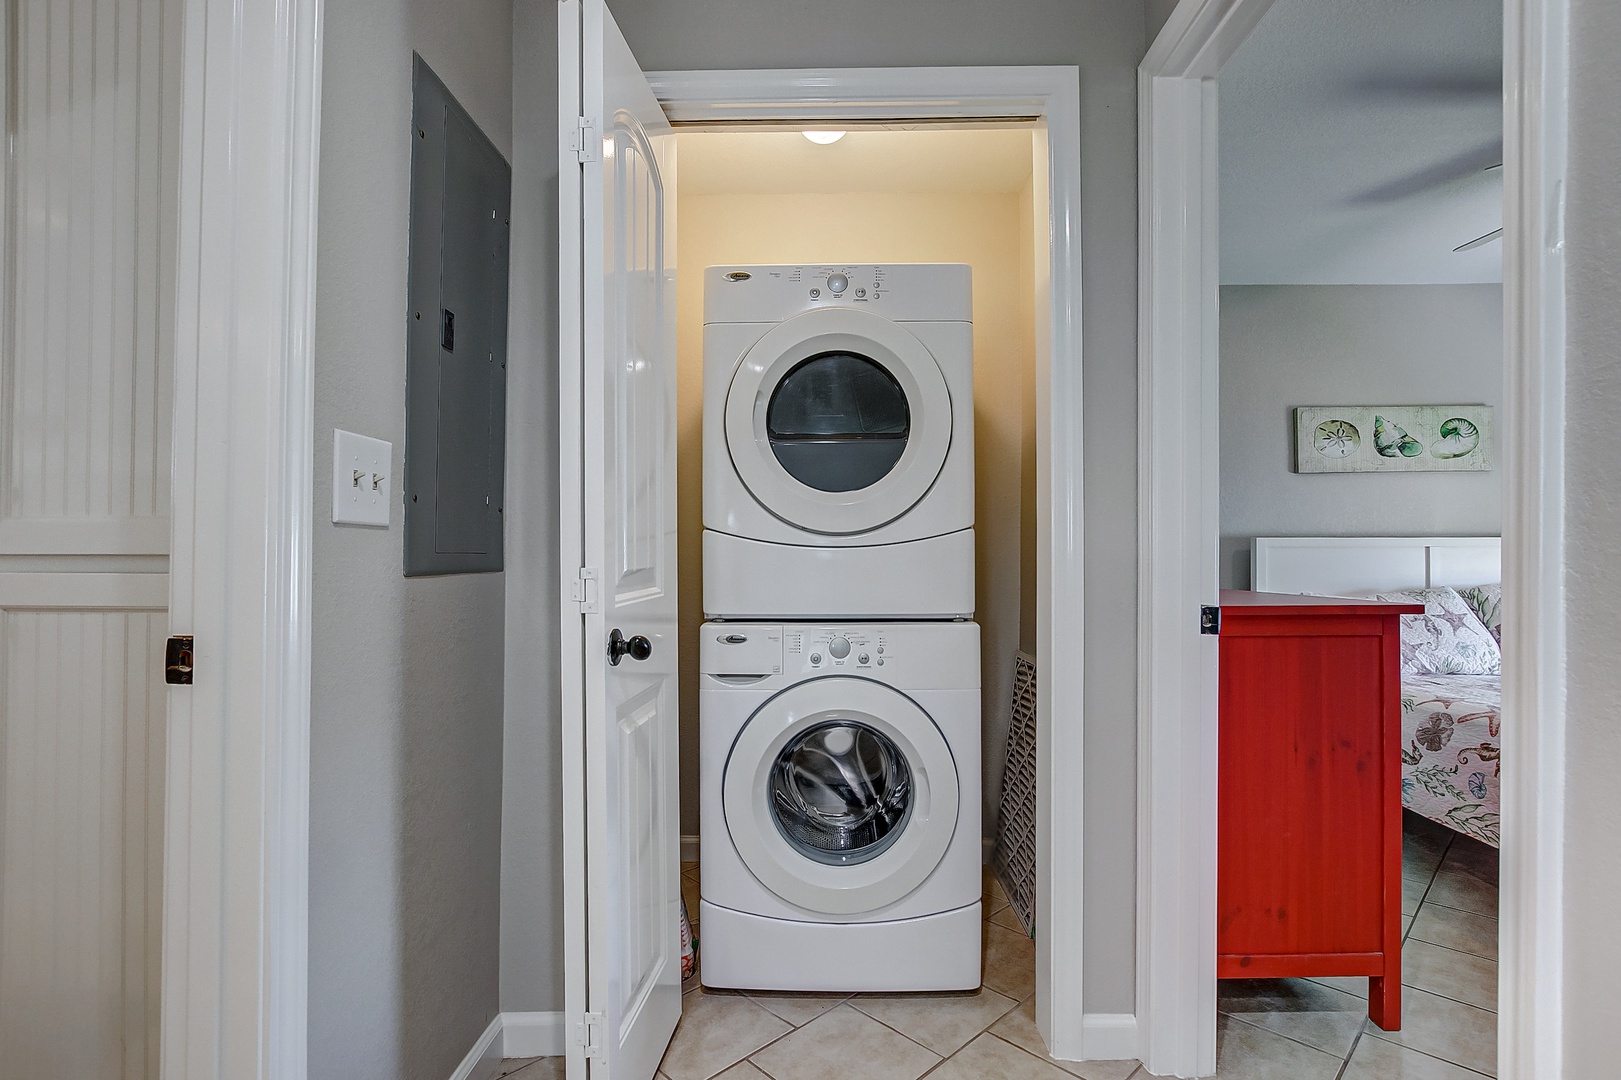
[802, 130, 846, 145]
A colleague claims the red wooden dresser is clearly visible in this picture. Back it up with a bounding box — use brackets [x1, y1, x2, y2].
[1217, 589, 1422, 1030]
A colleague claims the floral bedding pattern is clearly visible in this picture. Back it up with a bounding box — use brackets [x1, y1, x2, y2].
[1401, 672, 1501, 847]
[1457, 583, 1503, 645]
[1358, 586, 1502, 675]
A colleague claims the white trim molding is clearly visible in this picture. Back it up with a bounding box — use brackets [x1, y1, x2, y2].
[1137, 4, 1278, 1074]
[501, 1011, 569, 1059]
[447, 1015, 506, 1080]
[163, 0, 322, 1077]
[1499, 0, 1569, 1077]
[1137, 1, 1568, 1078]
[644, 64, 1090, 1062]
[1078, 1014, 1141, 1063]
[444, 1012, 567, 1080]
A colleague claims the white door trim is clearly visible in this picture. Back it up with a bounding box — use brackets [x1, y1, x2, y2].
[645, 64, 1091, 1060]
[164, 0, 322, 1077]
[1136, 1, 1568, 1077]
[1498, 1, 1569, 1077]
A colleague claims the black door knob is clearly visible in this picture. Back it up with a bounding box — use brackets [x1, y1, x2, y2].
[608, 628, 653, 666]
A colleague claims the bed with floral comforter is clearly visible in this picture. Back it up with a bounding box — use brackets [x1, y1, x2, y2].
[1359, 582, 1504, 848]
[1400, 672, 1501, 847]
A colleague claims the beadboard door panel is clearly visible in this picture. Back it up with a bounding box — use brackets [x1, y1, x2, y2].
[0, 588, 168, 1080]
[0, 1, 180, 1077]
[3, 0, 180, 555]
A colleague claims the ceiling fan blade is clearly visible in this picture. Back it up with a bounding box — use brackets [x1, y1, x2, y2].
[1454, 227, 1504, 253]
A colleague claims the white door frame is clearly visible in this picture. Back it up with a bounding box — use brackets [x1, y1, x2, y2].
[163, 0, 322, 1077]
[1136, 1, 1569, 1077]
[643, 65, 1099, 1059]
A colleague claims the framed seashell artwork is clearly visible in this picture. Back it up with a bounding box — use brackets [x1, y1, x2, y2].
[1294, 405, 1494, 473]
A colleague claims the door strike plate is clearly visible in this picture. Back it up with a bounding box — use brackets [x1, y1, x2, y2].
[166, 636, 194, 684]
[1200, 606, 1221, 636]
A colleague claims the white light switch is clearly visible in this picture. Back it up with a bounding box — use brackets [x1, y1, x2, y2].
[333, 429, 392, 527]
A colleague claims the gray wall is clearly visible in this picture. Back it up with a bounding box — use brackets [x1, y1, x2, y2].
[309, 2, 513, 1077]
[500, 0, 565, 1015]
[1564, 0, 1621, 1068]
[501, 0, 1150, 1016]
[1145, 0, 1180, 44]
[1219, 285, 1503, 587]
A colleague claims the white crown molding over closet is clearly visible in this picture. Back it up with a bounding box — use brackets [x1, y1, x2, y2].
[1136, 0, 1569, 1076]
[645, 65, 1103, 1061]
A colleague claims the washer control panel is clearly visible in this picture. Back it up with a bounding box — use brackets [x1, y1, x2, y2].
[702, 626, 783, 676]
[785, 626, 889, 673]
[701, 622, 978, 689]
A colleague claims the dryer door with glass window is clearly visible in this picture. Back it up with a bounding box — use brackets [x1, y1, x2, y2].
[721, 676, 960, 915]
[723, 307, 953, 535]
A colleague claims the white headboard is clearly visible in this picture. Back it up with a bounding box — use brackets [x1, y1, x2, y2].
[1252, 536, 1502, 596]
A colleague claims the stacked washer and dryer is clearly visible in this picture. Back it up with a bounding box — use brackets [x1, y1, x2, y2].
[699, 264, 982, 992]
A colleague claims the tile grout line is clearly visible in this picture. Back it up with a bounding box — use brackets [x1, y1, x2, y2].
[1358, 1026, 1497, 1078]
[734, 998, 949, 1080]
[1331, 1027, 1368, 1080]
[988, 1028, 1105, 1079]
[1405, 932, 1501, 967]
[1220, 1009, 1355, 1064]
[720, 984, 1039, 1080]
[1418, 896, 1499, 920]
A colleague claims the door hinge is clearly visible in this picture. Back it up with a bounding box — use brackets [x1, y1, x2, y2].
[573, 1011, 605, 1059]
[1200, 605, 1221, 636]
[573, 567, 600, 614]
[571, 116, 599, 163]
[165, 636, 194, 684]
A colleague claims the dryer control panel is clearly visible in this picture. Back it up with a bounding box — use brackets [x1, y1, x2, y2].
[703, 263, 971, 324]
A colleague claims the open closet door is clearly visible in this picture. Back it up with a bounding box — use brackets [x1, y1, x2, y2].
[558, 2, 681, 1078]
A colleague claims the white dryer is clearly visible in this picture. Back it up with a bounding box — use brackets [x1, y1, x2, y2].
[703, 264, 974, 619]
[698, 621, 981, 992]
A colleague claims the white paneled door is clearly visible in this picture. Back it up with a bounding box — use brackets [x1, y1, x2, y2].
[0, 1, 180, 1077]
[559, 2, 681, 1078]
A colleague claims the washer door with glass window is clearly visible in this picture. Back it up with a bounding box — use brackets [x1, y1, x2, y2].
[722, 677, 960, 916]
[724, 307, 954, 535]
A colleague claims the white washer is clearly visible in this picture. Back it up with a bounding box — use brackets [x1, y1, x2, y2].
[703, 264, 974, 619]
[698, 621, 981, 992]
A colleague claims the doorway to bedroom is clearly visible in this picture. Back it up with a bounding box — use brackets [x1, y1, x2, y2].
[1212, 0, 1504, 1076]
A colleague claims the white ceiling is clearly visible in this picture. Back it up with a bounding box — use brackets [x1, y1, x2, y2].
[676, 129, 1034, 197]
[1220, 0, 1503, 285]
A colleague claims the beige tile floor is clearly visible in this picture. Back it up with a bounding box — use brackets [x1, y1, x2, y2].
[497, 811, 1497, 1080]
[1214, 811, 1500, 1080]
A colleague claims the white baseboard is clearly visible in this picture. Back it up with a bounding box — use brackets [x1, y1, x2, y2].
[447, 1015, 505, 1080]
[502, 1011, 568, 1059]
[681, 834, 700, 863]
[1073, 1013, 1140, 1063]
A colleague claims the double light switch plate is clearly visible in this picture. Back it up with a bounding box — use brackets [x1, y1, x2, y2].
[333, 429, 393, 527]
